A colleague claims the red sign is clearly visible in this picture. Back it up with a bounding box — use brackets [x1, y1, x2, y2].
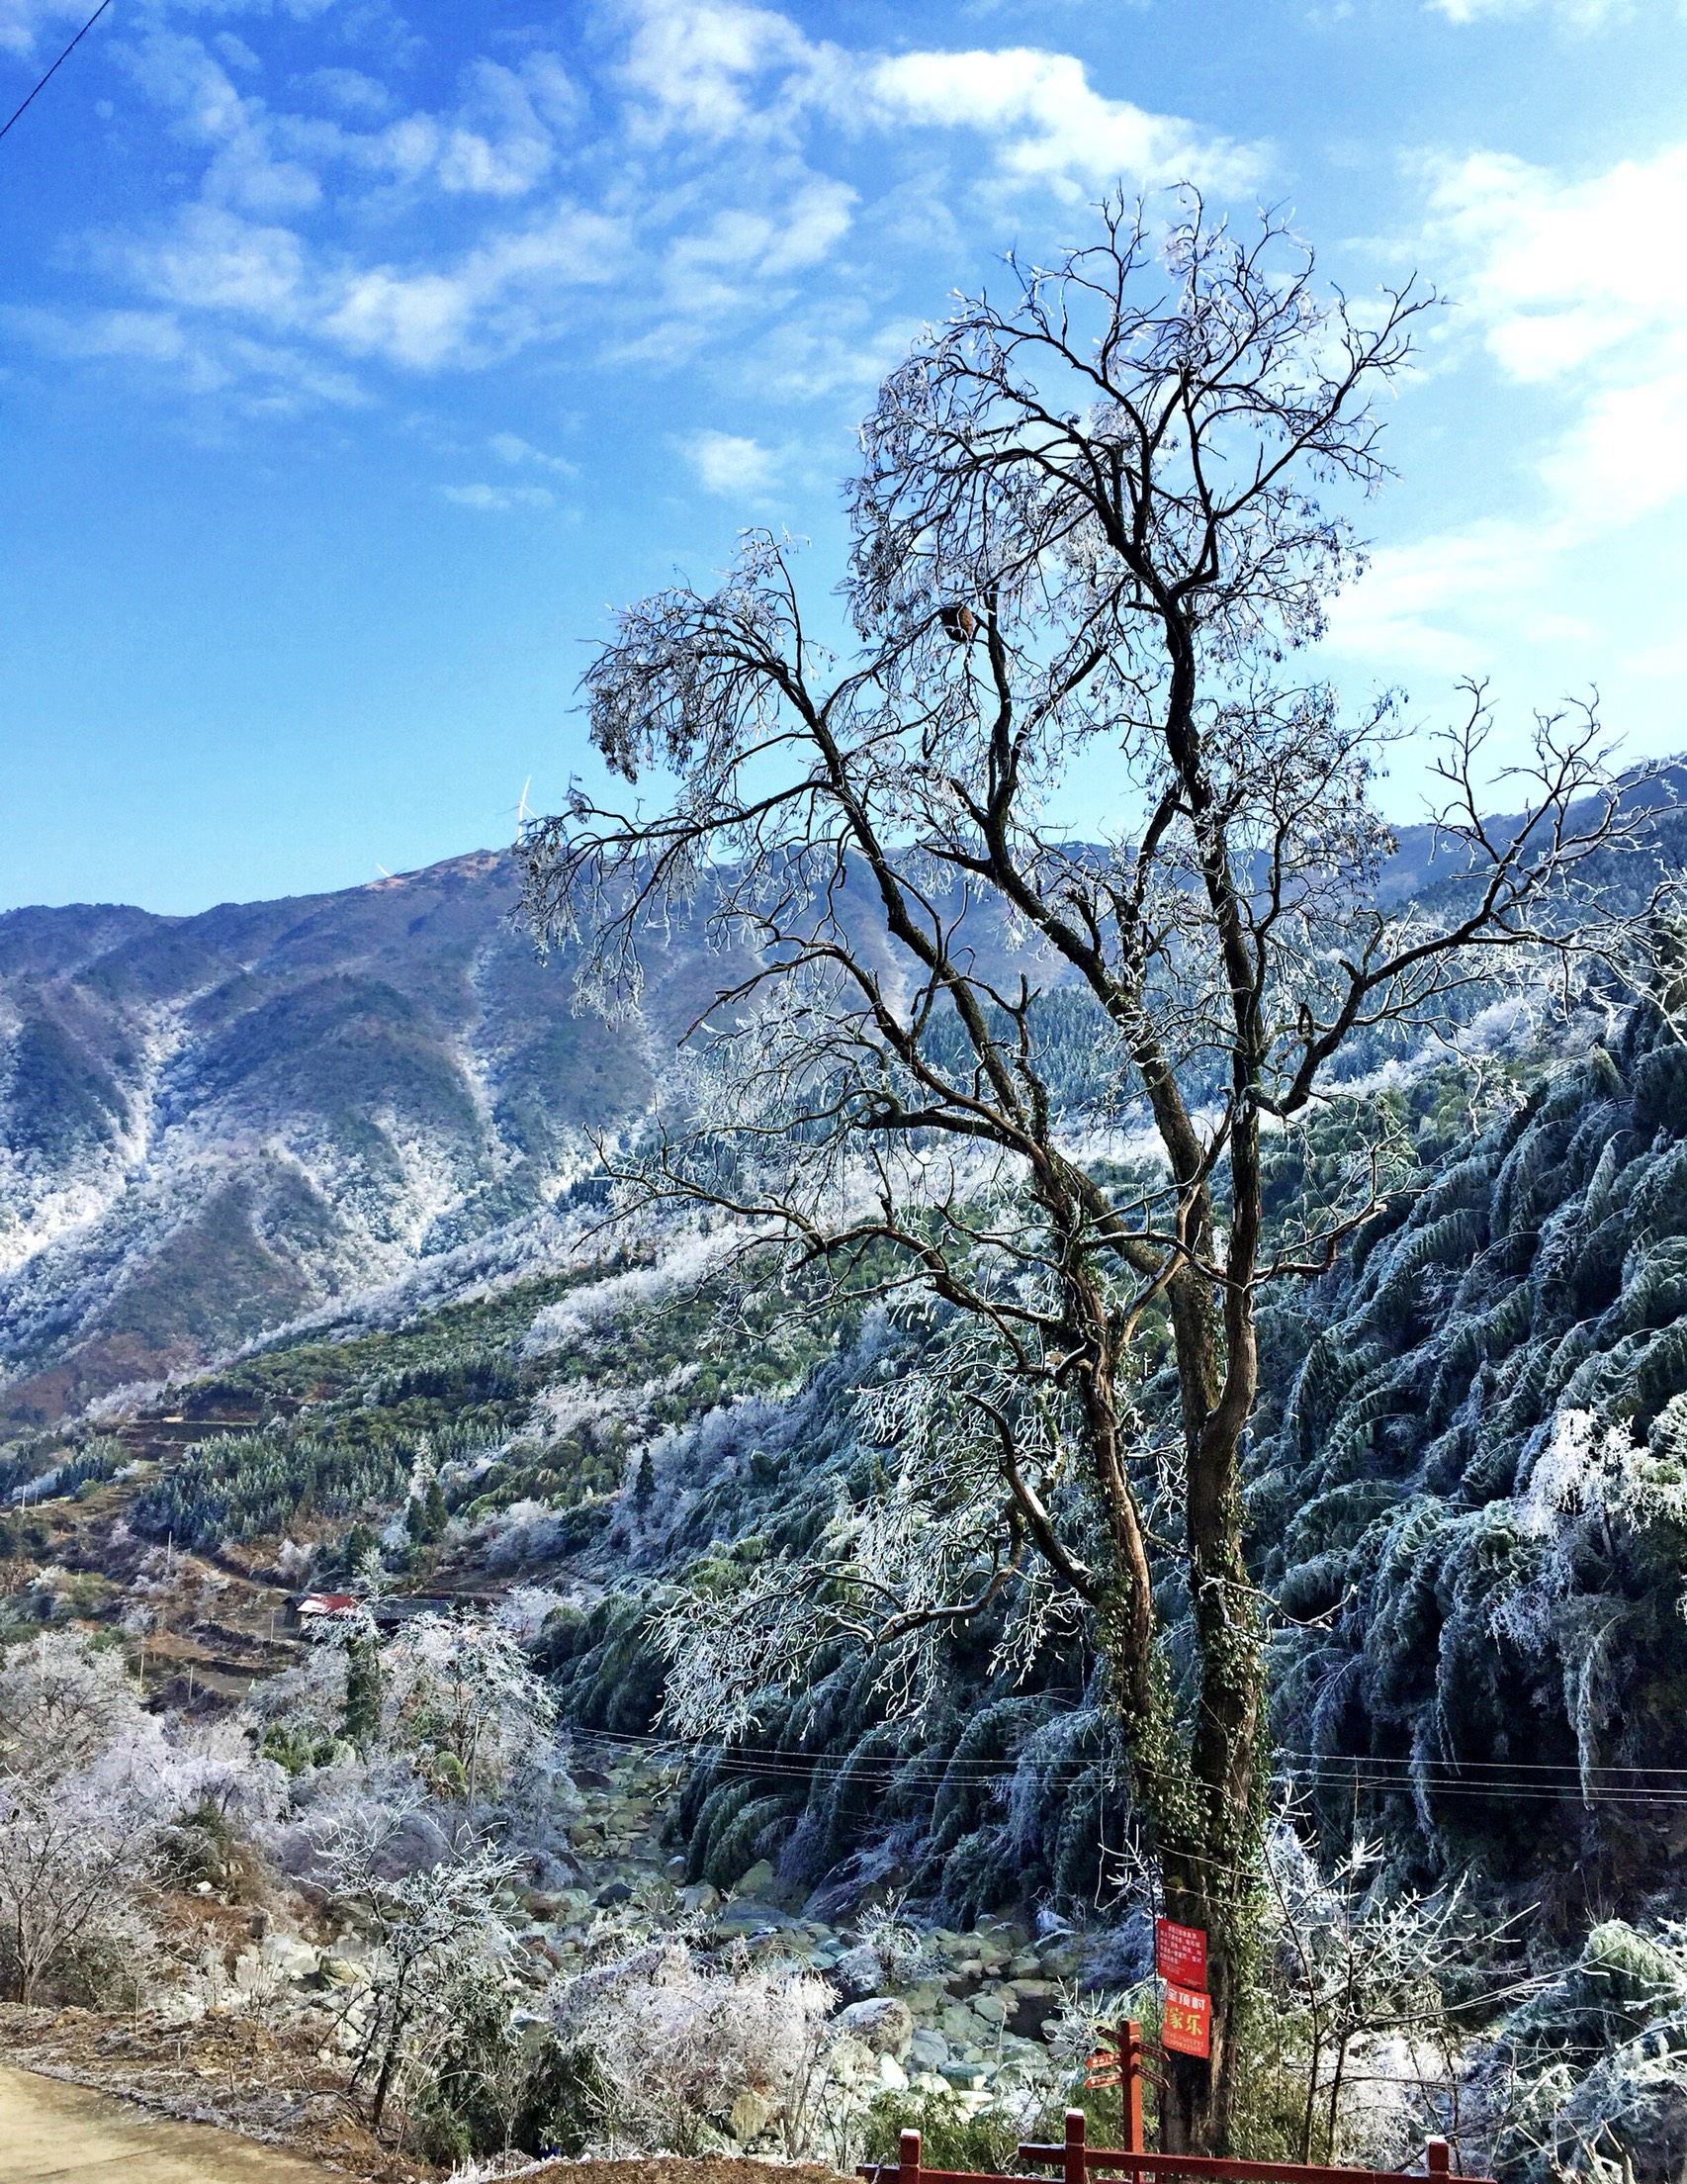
[1161, 1981, 1211, 2059]
[1155, 1916, 1207, 1991]
[1084, 2047, 1120, 2090]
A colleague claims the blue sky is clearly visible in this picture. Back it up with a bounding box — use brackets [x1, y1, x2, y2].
[1, 0, 1683, 915]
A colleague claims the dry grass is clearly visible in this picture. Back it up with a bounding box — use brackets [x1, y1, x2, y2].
[0, 2004, 414, 2181]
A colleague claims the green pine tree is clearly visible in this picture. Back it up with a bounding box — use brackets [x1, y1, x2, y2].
[419, 1474, 448, 1543]
[343, 1629, 382, 1748]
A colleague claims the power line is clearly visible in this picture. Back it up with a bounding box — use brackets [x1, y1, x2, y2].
[569, 1723, 1687, 1807]
[1283, 1748, 1687, 1779]
[0, 0, 115, 147]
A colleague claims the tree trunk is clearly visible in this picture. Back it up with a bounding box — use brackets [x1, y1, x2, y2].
[1158, 1851, 1245, 2153]
[1148, 1264, 1267, 2156]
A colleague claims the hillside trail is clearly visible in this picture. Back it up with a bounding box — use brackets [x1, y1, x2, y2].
[0, 2063, 855, 2184]
[0, 2062, 337, 2183]
[0, 2066, 854, 2184]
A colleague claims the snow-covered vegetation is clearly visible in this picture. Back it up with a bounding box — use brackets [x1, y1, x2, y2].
[4, 807, 1687, 2171]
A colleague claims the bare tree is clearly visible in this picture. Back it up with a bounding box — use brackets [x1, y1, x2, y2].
[1263, 1820, 1529, 2165]
[0, 1632, 159, 2005]
[0, 1773, 153, 2005]
[316, 1813, 519, 2135]
[518, 194, 1668, 2150]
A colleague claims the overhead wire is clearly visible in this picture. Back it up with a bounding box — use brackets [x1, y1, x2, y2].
[0, 0, 115, 146]
[567, 1721, 1687, 1807]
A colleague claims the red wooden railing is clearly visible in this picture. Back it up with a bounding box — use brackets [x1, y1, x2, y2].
[1018, 2107, 1491, 2182]
[857, 2025, 1494, 2184]
[859, 2110, 1490, 2184]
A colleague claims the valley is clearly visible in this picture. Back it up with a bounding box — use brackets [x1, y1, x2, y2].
[4, 825, 1687, 2179]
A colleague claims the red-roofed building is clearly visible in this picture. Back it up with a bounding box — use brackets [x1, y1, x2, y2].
[297, 1592, 359, 1620]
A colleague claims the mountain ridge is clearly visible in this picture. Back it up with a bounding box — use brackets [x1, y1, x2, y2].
[4, 775, 1679, 1429]
[0, 850, 660, 1424]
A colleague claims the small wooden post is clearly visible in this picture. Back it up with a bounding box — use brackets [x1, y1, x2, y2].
[1064, 2107, 1087, 2184]
[1427, 2140, 1452, 2179]
[900, 2126, 922, 2184]
[1119, 2022, 1144, 2156]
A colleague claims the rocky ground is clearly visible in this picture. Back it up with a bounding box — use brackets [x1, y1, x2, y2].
[505, 1739, 1090, 2105]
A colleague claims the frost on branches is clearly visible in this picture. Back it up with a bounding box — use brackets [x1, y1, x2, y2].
[545, 1937, 837, 2156]
[254, 1606, 577, 1877]
[654, 1307, 1096, 1742]
[1491, 1401, 1687, 1797]
[0, 1631, 281, 2005]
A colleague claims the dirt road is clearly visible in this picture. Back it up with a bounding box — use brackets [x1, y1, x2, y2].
[0, 2064, 335, 2184]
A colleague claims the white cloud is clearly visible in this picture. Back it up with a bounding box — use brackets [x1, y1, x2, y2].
[864, 47, 1261, 197]
[1538, 368, 1687, 525]
[213, 33, 261, 74]
[1424, 144, 1687, 388]
[0, 0, 92, 58]
[610, 1, 1253, 198]
[296, 67, 392, 119]
[1426, 0, 1628, 23]
[125, 30, 321, 217]
[616, 0, 836, 144]
[1340, 135, 1687, 671]
[120, 32, 576, 225]
[441, 482, 555, 510]
[748, 298, 920, 403]
[123, 196, 625, 372]
[3, 301, 365, 410]
[131, 204, 308, 319]
[1422, 140, 1687, 528]
[1323, 517, 1588, 671]
[661, 174, 856, 318]
[488, 430, 577, 476]
[20, 0, 1250, 408]
[686, 429, 779, 496]
[434, 58, 571, 198]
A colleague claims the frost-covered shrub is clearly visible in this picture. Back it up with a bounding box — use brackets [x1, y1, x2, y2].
[494, 1583, 572, 1640]
[0, 1769, 155, 2004]
[276, 1536, 317, 1584]
[409, 1956, 614, 2165]
[307, 1813, 524, 2136]
[477, 1497, 569, 1570]
[380, 1613, 573, 1836]
[0, 1629, 144, 1781]
[545, 1938, 836, 2154]
[854, 1897, 939, 1988]
[1474, 1922, 1687, 2182]
[0, 1632, 283, 2005]
[247, 1640, 353, 1776]
[254, 1611, 577, 1884]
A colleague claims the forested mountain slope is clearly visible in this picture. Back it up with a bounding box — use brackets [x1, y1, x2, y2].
[1258, 1000, 1687, 1896]
[5, 811, 1687, 2175]
[0, 845, 1066, 1429]
[525, 1013, 1687, 1930]
[23, 1010, 1680, 1939]
[0, 853, 666, 1426]
[6, 806, 1687, 1935]
[5, 789, 1661, 1432]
